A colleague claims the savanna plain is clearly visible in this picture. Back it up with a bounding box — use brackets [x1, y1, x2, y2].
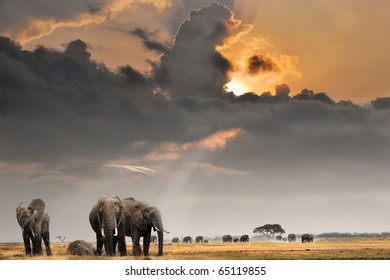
[1, 237, 390, 260]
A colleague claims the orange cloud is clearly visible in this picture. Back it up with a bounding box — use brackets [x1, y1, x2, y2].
[181, 128, 241, 151]
[140, 128, 242, 163]
[7, 0, 172, 44]
[221, 32, 301, 95]
[195, 162, 248, 176]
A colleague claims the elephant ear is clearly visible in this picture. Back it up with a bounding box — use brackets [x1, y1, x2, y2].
[129, 203, 148, 231]
[114, 196, 125, 225]
[16, 202, 26, 227]
[28, 198, 45, 222]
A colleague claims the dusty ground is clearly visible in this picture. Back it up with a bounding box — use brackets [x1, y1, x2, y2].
[1, 237, 390, 260]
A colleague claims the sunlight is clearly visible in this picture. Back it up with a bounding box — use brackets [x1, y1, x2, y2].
[225, 78, 248, 96]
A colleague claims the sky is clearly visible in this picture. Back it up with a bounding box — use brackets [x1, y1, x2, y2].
[1, 0, 390, 243]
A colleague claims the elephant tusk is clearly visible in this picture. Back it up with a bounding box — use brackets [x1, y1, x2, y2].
[101, 228, 105, 237]
[114, 227, 118, 237]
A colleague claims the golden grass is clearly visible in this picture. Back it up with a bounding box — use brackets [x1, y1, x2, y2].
[2, 237, 390, 260]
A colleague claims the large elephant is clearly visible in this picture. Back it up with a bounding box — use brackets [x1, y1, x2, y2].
[16, 199, 52, 256]
[183, 236, 192, 243]
[89, 196, 127, 256]
[288, 233, 296, 242]
[195, 236, 204, 243]
[240, 234, 249, 242]
[172, 237, 180, 243]
[122, 197, 169, 256]
[301, 233, 314, 243]
[222, 234, 233, 242]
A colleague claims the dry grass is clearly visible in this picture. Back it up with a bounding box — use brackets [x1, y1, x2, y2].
[2, 237, 390, 260]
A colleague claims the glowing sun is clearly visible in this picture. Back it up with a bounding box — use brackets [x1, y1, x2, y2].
[225, 78, 248, 96]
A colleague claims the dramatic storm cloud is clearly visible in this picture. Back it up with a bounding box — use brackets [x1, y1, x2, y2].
[153, 3, 250, 98]
[1, 1, 390, 242]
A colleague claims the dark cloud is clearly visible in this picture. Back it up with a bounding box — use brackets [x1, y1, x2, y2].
[247, 55, 276, 74]
[275, 83, 291, 96]
[129, 27, 169, 53]
[371, 97, 390, 110]
[293, 88, 335, 105]
[152, 3, 236, 98]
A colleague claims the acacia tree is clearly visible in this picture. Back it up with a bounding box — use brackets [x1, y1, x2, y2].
[56, 235, 66, 242]
[253, 224, 285, 238]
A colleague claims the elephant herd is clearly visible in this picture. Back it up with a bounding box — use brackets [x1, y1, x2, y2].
[16, 196, 169, 257]
[172, 234, 250, 244]
[16, 198, 315, 257]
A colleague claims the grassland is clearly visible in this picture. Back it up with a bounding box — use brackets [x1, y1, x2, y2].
[1, 237, 390, 260]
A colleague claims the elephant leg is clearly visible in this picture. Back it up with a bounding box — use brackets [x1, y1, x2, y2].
[132, 235, 142, 256]
[42, 232, 52, 256]
[118, 236, 127, 256]
[113, 237, 118, 255]
[22, 232, 32, 256]
[96, 234, 104, 256]
[143, 234, 151, 256]
[32, 235, 43, 256]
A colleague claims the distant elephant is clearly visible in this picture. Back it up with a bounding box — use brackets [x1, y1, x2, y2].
[301, 233, 314, 243]
[16, 199, 52, 256]
[195, 236, 204, 243]
[172, 237, 180, 243]
[288, 234, 296, 242]
[276, 235, 283, 241]
[233, 238, 239, 242]
[222, 234, 232, 242]
[183, 236, 192, 243]
[151, 235, 157, 244]
[89, 196, 127, 256]
[204, 240, 209, 243]
[122, 197, 169, 256]
[67, 240, 95, 256]
[240, 234, 249, 242]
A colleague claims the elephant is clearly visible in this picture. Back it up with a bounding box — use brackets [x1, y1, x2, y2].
[16, 199, 52, 256]
[195, 236, 204, 243]
[122, 197, 169, 256]
[183, 236, 192, 243]
[67, 240, 96, 256]
[240, 234, 249, 242]
[151, 235, 157, 244]
[301, 233, 314, 243]
[89, 196, 127, 256]
[222, 234, 232, 242]
[233, 238, 239, 242]
[288, 233, 296, 242]
[276, 235, 283, 241]
[172, 237, 180, 243]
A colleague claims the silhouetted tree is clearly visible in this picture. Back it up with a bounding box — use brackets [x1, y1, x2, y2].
[253, 224, 285, 238]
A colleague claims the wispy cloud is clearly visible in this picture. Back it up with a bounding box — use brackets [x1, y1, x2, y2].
[6, 0, 172, 44]
[194, 162, 249, 176]
[183, 128, 242, 151]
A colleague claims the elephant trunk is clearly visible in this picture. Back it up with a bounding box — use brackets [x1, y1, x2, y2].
[157, 230, 163, 256]
[152, 221, 166, 256]
[102, 220, 117, 256]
